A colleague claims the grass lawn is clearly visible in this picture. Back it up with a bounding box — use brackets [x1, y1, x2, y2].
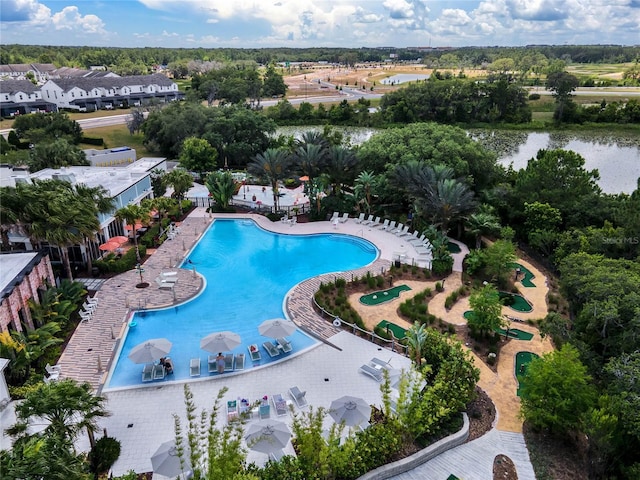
[79, 124, 153, 158]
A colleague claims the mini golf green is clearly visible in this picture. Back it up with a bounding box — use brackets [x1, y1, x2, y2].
[377, 320, 407, 339]
[360, 285, 411, 306]
[496, 328, 534, 341]
[508, 262, 536, 287]
[447, 241, 462, 253]
[446, 475, 461, 480]
[516, 351, 539, 397]
[499, 292, 533, 312]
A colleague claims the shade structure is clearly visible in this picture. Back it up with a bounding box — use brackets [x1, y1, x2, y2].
[258, 318, 297, 339]
[125, 222, 144, 231]
[98, 240, 121, 251]
[329, 395, 371, 427]
[299, 175, 309, 182]
[151, 440, 191, 477]
[200, 331, 241, 353]
[245, 419, 291, 454]
[108, 235, 129, 245]
[128, 338, 172, 364]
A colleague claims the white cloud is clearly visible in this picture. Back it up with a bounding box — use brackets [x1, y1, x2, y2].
[51, 6, 105, 33]
[0, 0, 106, 35]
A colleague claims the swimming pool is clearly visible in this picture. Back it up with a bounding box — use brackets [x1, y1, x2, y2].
[106, 219, 378, 388]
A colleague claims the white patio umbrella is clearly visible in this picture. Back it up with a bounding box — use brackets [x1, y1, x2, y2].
[128, 338, 172, 364]
[200, 331, 241, 353]
[151, 440, 192, 478]
[245, 419, 291, 454]
[329, 395, 371, 427]
[258, 318, 297, 339]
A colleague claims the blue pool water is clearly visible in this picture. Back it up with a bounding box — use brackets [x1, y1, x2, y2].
[106, 219, 378, 388]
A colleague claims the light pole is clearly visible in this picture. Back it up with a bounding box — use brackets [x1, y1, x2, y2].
[135, 263, 147, 288]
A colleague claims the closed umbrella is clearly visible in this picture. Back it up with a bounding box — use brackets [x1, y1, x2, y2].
[151, 440, 191, 477]
[128, 338, 172, 364]
[200, 331, 241, 353]
[258, 318, 297, 339]
[245, 419, 291, 454]
[329, 395, 371, 427]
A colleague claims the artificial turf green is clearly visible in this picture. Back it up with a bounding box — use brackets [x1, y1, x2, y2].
[516, 351, 540, 397]
[360, 284, 411, 306]
[376, 320, 407, 339]
[499, 292, 533, 312]
[496, 328, 534, 341]
[508, 262, 536, 287]
[447, 241, 462, 253]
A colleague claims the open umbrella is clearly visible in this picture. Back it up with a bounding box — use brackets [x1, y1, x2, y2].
[200, 331, 241, 353]
[151, 440, 191, 477]
[299, 175, 309, 182]
[245, 419, 291, 454]
[125, 222, 144, 231]
[108, 235, 129, 245]
[258, 318, 297, 339]
[98, 240, 121, 251]
[128, 338, 172, 364]
[329, 395, 371, 427]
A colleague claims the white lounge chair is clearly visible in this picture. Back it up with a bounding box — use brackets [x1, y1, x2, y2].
[338, 212, 349, 223]
[45, 363, 61, 376]
[360, 364, 384, 382]
[370, 357, 392, 369]
[288, 386, 308, 408]
[152, 364, 165, 380]
[280, 214, 289, 223]
[272, 393, 288, 416]
[374, 218, 388, 229]
[391, 223, 404, 235]
[330, 212, 339, 222]
[263, 341, 281, 358]
[79, 310, 92, 323]
[81, 301, 96, 313]
[208, 355, 217, 373]
[354, 213, 366, 224]
[409, 234, 427, 245]
[382, 220, 396, 232]
[395, 225, 410, 237]
[361, 214, 374, 226]
[248, 344, 261, 362]
[288, 216, 297, 227]
[368, 216, 381, 227]
[190, 358, 201, 377]
[235, 353, 245, 370]
[276, 337, 292, 353]
[224, 353, 234, 371]
[86, 296, 98, 306]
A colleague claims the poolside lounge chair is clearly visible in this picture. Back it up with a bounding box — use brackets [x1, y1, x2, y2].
[46, 363, 61, 375]
[235, 353, 245, 370]
[408, 233, 427, 245]
[208, 355, 217, 373]
[142, 363, 154, 382]
[382, 220, 396, 232]
[360, 215, 374, 226]
[227, 400, 239, 422]
[86, 296, 98, 306]
[354, 213, 366, 224]
[259, 401, 271, 419]
[224, 353, 234, 371]
[330, 212, 339, 222]
[338, 212, 349, 223]
[360, 363, 384, 382]
[288, 386, 308, 408]
[391, 223, 404, 235]
[248, 344, 261, 362]
[280, 214, 289, 223]
[375, 219, 389, 230]
[238, 397, 251, 416]
[370, 357, 392, 370]
[272, 393, 288, 416]
[190, 358, 201, 377]
[276, 337, 292, 353]
[152, 364, 166, 380]
[81, 301, 96, 313]
[395, 225, 410, 237]
[263, 341, 281, 358]
[79, 310, 92, 323]
[288, 216, 297, 227]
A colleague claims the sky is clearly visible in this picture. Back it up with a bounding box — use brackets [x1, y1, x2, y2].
[1, 0, 639, 49]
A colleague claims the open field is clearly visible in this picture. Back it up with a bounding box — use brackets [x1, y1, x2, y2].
[78, 124, 152, 158]
[566, 62, 632, 80]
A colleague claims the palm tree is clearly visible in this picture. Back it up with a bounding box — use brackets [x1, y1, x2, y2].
[205, 170, 236, 210]
[294, 143, 327, 184]
[248, 148, 291, 212]
[73, 184, 114, 274]
[354, 171, 378, 214]
[165, 168, 194, 215]
[115, 204, 149, 263]
[467, 211, 501, 248]
[406, 323, 427, 366]
[426, 178, 477, 234]
[326, 145, 357, 195]
[7, 379, 110, 450]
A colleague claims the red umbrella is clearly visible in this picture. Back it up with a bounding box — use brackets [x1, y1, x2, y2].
[299, 176, 309, 182]
[109, 236, 129, 245]
[125, 222, 144, 231]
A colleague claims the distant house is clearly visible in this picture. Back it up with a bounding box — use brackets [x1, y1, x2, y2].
[40, 74, 184, 111]
[0, 80, 58, 117]
[0, 63, 56, 83]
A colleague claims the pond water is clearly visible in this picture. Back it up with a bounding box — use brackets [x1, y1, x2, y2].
[380, 74, 431, 85]
[276, 127, 640, 194]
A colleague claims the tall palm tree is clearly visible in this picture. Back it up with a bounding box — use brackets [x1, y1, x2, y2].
[406, 323, 427, 366]
[205, 171, 236, 210]
[73, 184, 114, 274]
[165, 168, 194, 215]
[293, 143, 327, 184]
[115, 204, 149, 263]
[467, 211, 501, 248]
[354, 171, 378, 214]
[326, 145, 357, 195]
[426, 178, 477, 234]
[248, 148, 291, 212]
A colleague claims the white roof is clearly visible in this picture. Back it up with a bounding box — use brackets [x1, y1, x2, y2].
[0, 252, 38, 298]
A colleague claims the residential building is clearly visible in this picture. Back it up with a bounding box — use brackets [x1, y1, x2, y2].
[0, 251, 55, 333]
[0, 80, 58, 117]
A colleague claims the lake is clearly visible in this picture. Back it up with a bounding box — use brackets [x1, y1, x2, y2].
[276, 127, 640, 194]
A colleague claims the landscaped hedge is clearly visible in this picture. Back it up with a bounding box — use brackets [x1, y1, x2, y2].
[80, 136, 105, 146]
[94, 244, 147, 274]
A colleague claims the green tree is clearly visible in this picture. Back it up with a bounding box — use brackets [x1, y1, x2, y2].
[520, 344, 597, 435]
[179, 137, 218, 182]
[353, 171, 378, 214]
[468, 284, 505, 337]
[165, 168, 194, 204]
[248, 149, 291, 212]
[326, 145, 358, 195]
[483, 239, 516, 286]
[262, 64, 287, 97]
[115, 204, 149, 263]
[7, 379, 110, 449]
[466, 210, 501, 249]
[205, 171, 237, 211]
[28, 138, 88, 172]
[405, 323, 427, 366]
[546, 71, 580, 123]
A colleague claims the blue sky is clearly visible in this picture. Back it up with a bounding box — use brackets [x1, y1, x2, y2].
[1, 0, 639, 48]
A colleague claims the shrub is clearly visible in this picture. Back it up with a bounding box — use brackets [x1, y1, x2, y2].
[80, 136, 104, 146]
[376, 276, 385, 288]
[94, 245, 147, 274]
[435, 281, 444, 292]
[528, 93, 541, 100]
[89, 436, 121, 475]
[335, 278, 347, 288]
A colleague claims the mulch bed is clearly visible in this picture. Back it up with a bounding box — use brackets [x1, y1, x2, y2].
[466, 386, 496, 441]
[494, 454, 518, 479]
